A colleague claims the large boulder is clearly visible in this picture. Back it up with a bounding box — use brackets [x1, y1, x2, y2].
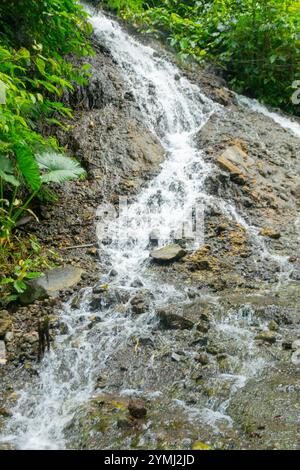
[19, 266, 84, 305]
[150, 244, 187, 263]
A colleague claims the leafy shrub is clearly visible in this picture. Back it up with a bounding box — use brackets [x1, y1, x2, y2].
[0, 1, 93, 241]
[102, 0, 300, 115]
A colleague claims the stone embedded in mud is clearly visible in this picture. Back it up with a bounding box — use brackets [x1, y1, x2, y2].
[0, 406, 12, 418]
[282, 341, 292, 350]
[194, 353, 209, 365]
[291, 349, 300, 366]
[196, 321, 210, 333]
[255, 331, 277, 344]
[0, 310, 12, 339]
[259, 228, 281, 240]
[19, 266, 85, 305]
[171, 352, 182, 362]
[0, 340, 6, 365]
[23, 332, 39, 345]
[292, 339, 300, 351]
[89, 288, 130, 312]
[157, 308, 194, 330]
[130, 278, 144, 288]
[268, 320, 279, 332]
[130, 290, 150, 315]
[150, 244, 187, 263]
[128, 400, 147, 419]
[117, 418, 134, 430]
[216, 146, 248, 185]
[4, 331, 13, 343]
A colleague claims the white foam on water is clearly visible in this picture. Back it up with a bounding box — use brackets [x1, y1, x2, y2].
[238, 94, 300, 138]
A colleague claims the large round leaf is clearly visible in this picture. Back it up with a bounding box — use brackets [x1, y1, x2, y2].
[36, 152, 85, 184]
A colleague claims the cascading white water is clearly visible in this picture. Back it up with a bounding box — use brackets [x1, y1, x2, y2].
[1, 10, 298, 450]
[238, 94, 300, 138]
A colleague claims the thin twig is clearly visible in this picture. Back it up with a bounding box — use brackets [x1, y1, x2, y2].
[60, 243, 96, 250]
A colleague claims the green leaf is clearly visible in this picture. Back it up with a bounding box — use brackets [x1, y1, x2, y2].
[0, 155, 14, 174]
[17, 48, 30, 60]
[0, 277, 14, 285]
[14, 144, 41, 191]
[0, 169, 20, 187]
[36, 152, 85, 184]
[35, 57, 46, 75]
[13, 279, 27, 293]
[25, 272, 41, 279]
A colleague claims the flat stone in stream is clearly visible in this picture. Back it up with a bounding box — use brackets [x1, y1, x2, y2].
[255, 331, 277, 344]
[150, 244, 187, 263]
[19, 266, 84, 305]
[157, 308, 194, 330]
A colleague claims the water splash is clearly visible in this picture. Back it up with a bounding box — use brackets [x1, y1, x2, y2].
[238, 94, 300, 138]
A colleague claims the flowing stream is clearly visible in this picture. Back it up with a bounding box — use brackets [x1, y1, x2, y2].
[1, 10, 299, 450]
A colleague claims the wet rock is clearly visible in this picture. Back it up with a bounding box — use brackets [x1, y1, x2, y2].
[109, 269, 118, 278]
[71, 293, 82, 309]
[150, 244, 187, 263]
[4, 331, 14, 343]
[128, 400, 147, 419]
[23, 332, 39, 345]
[216, 145, 248, 185]
[92, 284, 109, 295]
[171, 352, 182, 362]
[87, 247, 98, 257]
[157, 308, 194, 330]
[195, 353, 209, 365]
[87, 315, 102, 328]
[0, 407, 12, 418]
[130, 278, 144, 288]
[282, 341, 292, 350]
[255, 331, 276, 344]
[268, 320, 279, 332]
[0, 340, 7, 365]
[89, 288, 129, 312]
[259, 228, 281, 240]
[95, 375, 107, 389]
[291, 349, 300, 366]
[149, 230, 160, 247]
[20, 266, 84, 305]
[0, 310, 12, 338]
[130, 290, 151, 315]
[117, 418, 134, 430]
[292, 340, 300, 350]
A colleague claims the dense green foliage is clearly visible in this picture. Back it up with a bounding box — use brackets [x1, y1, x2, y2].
[0, 1, 92, 301]
[102, 0, 300, 115]
[0, 0, 92, 241]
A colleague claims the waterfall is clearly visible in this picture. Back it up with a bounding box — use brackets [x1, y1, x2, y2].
[1, 10, 297, 450]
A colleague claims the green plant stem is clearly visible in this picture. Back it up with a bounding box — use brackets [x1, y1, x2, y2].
[12, 189, 38, 224]
[8, 185, 18, 219]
